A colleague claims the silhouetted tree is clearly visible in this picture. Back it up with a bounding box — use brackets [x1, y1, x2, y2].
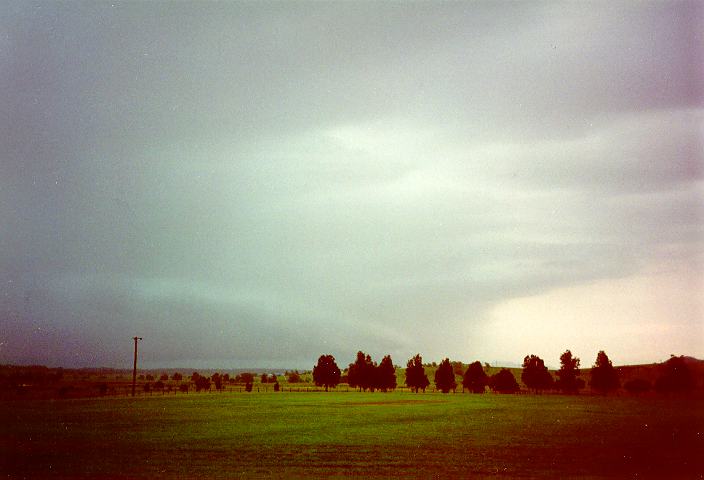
[172, 372, 182, 381]
[463, 361, 488, 393]
[364, 355, 379, 391]
[346, 352, 381, 391]
[154, 380, 165, 393]
[223, 373, 230, 383]
[236, 373, 254, 383]
[624, 378, 650, 394]
[348, 351, 368, 391]
[273, 381, 280, 392]
[195, 376, 211, 392]
[287, 371, 301, 383]
[260, 373, 269, 384]
[435, 358, 457, 393]
[212, 373, 223, 391]
[146, 374, 155, 381]
[655, 355, 694, 393]
[556, 350, 582, 394]
[590, 351, 620, 394]
[313, 354, 341, 391]
[245, 382, 253, 392]
[179, 383, 189, 393]
[405, 354, 430, 393]
[377, 355, 397, 392]
[490, 369, 519, 393]
[269, 374, 277, 383]
[521, 355, 554, 392]
[160, 373, 169, 381]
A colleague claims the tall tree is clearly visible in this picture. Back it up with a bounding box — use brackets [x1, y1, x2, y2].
[490, 369, 519, 393]
[434, 358, 457, 393]
[462, 361, 488, 393]
[556, 350, 582, 394]
[212, 372, 223, 391]
[348, 351, 378, 391]
[590, 350, 620, 394]
[405, 354, 430, 393]
[313, 354, 341, 391]
[363, 354, 377, 392]
[347, 351, 366, 391]
[377, 355, 397, 392]
[521, 355, 554, 392]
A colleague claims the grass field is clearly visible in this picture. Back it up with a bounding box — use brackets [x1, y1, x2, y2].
[2, 391, 702, 479]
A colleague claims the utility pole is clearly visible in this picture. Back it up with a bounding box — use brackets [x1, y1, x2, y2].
[131, 336, 142, 397]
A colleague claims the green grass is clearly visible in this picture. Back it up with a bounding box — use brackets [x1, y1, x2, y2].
[2, 391, 702, 478]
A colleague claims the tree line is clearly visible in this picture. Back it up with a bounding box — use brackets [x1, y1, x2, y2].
[312, 350, 697, 395]
[2, 351, 695, 399]
[131, 371, 302, 395]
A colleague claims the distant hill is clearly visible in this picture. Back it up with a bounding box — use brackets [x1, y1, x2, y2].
[608, 356, 704, 386]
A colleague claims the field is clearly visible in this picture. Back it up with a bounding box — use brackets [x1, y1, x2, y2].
[2, 391, 702, 479]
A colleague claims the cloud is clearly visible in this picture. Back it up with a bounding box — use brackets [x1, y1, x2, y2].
[0, 2, 701, 368]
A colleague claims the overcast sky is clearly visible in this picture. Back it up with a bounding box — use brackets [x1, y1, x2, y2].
[1, 1, 702, 370]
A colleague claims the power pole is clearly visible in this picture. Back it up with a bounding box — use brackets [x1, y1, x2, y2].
[131, 336, 142, 397]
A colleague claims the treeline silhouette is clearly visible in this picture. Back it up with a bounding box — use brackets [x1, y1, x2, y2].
[1, 352, 698, 399]
[310, 350, 699, 395]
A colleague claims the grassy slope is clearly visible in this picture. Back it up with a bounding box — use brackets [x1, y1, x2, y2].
[3, 391, 702, 479]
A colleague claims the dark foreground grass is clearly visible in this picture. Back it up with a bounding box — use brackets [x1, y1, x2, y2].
[2, 391, 702, 478]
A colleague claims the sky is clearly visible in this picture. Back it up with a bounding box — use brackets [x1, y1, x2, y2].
[1, 1, 702, 370]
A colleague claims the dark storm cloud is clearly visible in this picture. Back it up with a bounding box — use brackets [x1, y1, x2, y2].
[1, 1, 702, 367]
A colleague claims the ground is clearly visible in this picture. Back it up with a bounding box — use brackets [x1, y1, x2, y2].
[2, 391, 702, 478]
